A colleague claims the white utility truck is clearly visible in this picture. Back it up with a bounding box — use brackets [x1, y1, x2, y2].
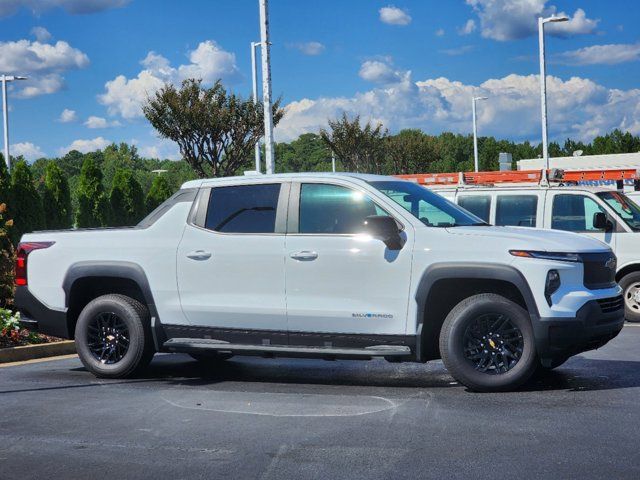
[15, 173, 623, 392]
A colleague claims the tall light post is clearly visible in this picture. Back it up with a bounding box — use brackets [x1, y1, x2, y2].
[251, 41, 262, 173]
[258, 0, 275, 174]
[472, 96, 488, 172]
[2, 75, 27, 172]
[538, 15, 568, 171]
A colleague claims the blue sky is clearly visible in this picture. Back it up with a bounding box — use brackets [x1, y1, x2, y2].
[2, 0, 640, 161]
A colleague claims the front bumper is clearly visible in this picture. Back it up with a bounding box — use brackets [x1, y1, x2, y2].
[533, 295, 625, 366]
[14, 286, 70, 339]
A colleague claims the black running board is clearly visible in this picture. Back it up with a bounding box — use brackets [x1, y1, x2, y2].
[162, 338, 412, 359]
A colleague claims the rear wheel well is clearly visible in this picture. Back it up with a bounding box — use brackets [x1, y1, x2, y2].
[66, 277, 147, 339]
[616, 264, 640, 283]
[420, 278, 527, 361]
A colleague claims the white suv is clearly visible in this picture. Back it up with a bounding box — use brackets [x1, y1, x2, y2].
[441, 184, 640, 322]
[15, 174, 623, 392]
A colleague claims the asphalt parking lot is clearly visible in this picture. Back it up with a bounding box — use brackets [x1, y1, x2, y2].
[1, 325, 639, 480]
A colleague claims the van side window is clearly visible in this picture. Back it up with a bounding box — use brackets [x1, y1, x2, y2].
[495, 195, 538, 227]
[552, 194, 605, 232]
[205, 184, 281, 233]
[458, 196, 491, 223]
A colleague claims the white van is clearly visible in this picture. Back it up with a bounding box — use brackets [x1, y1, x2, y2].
[439, 184, 640, 322]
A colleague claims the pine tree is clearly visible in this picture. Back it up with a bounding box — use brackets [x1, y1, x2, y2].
[110, 168, 145, 226]
[10, 160, 44, 243]
[42, 162, 73, 229]
[76, 158, 108, 228]
[145, 175, 173, 213]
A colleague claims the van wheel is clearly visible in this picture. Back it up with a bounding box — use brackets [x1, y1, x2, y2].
[75, 294, 155, 378]
[620, 272, 640, 322]
[439, 293, 537, 392]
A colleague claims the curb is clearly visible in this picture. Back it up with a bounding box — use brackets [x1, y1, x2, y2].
[0, 340, 76, 364]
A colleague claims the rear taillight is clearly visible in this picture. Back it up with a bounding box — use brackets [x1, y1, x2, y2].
[15, 242, 55, 286]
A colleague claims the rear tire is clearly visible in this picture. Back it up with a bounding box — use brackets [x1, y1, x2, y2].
[75, 294, 155, 378]
[620, 272, 640, 323]
[439, 293, 537, 392]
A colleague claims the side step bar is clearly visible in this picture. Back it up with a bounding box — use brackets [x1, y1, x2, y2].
[162, 338, 412, 359]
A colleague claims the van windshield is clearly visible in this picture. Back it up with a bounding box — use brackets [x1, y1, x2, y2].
[369, 180, 487, 228]
[596, 191, 640, 231]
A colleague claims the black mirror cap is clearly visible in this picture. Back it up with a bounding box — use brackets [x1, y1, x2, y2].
[363, 215, 404, 250]
[593, 212, 613, 231]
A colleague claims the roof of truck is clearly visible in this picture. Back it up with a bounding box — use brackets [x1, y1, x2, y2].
[180, 172, 401, 189]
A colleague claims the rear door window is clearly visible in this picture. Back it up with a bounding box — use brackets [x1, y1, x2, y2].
[495, 195, 538, 227]
[458, 195, 491, 223]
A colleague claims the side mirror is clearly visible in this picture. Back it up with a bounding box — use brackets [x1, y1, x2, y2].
[363, 215, 404, 250]
[593, 212, 613, 231]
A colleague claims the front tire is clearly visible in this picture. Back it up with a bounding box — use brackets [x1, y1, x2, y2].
[75, 294, 155, 378]
[439, 293, 537, 392]
[620, 272, 640, 323]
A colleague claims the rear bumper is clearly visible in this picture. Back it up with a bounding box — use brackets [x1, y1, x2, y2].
[533, 296, 625, 366]
[14, 286, 71, 339]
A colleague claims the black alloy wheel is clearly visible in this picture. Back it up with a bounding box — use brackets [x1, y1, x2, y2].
[87, 312, 130, 364]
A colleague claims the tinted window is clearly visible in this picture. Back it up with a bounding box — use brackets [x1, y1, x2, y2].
[552, 194, 605, 232]
[458, 196, 491, 223]
[205, 184, 280, 233]
[299, 184, 388, 234]
[495, 195, 538, 227]
[597, 191, 640, 231]
[369, 181, 485, 227]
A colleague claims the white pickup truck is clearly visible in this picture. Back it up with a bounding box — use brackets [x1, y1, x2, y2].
[15, 173, 624, 392]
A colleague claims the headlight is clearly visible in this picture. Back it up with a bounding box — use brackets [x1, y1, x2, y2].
[544, 269, 561, 306]
[509, 250, 581, 262]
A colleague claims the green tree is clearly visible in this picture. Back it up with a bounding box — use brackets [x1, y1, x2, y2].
[143, 79, 285, 178]
[42, 162, 73, 229]
[10, 160, 44, 243]
[145, 175, 173, 213]
[386, 129, 438, 174]
[320, 114, 388, 173]
[276, 133, 333, 173]
[110, 168, 145, 226]
[76, 158, 109, 228]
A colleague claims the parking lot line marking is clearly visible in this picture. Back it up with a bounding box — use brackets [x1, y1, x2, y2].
[0, 354, 78, 368]
[625, 324, 640, 327]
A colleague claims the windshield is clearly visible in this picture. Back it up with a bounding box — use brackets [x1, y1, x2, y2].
[369, 180, 486, 227]
[597, 191, 640, 231]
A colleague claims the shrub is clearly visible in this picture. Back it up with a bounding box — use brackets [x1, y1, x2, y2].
[43, 162, 73, 230]
[110, 168, 145, 226]
[10, 160, 44, 244]
[145, 175, 173, 213]
[76, 158, 109, 228]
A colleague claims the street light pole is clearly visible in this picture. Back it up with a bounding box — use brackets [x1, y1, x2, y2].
[472, 96, 488, 172]
[538, 15, 568, 171]
[258, 0, 275, 174]
[1, 75, 27, 173]
[251, 41, 262, 173]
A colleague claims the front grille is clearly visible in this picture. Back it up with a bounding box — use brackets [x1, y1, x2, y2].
[580, 252, 617, 290]
[597, 295, 624, 314]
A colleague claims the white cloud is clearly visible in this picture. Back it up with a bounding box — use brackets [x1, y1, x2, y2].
[138, 137, 180, 160]
[466, 0, 599, 41]
[275, 69, 640, 145]
[359, 59, 407, 84]
[59, 136, 110, 155]
[0, 38, 88, 98]
[457, 19, 476, 35]
[553, 43, 640, 66]
[58, 108, 77, 122]
[286, 42, 325, 56]
[30, 26, 51, 42]
[379, 6, 411, 26]
[0, 0, 130, 18]
[435, 28, 445, 37]
[84, 115, 122, 129]
[11, 142, 45, 160]
[99, 41, 241, 119]
[16, 74, 65, 98]
[0, 39, 89, 74]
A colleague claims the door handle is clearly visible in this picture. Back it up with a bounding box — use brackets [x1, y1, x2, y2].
[290, 250, 318, 261]
[186, 250, 212, 260]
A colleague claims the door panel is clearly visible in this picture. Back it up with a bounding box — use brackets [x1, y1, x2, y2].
[177, 183, 287, 331]
[285, 183, 413, 335]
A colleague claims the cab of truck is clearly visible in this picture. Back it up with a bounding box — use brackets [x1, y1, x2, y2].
[439, 183, 640, 322]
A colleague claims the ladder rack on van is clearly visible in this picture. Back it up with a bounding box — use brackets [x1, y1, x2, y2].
[396, 168, 640, 187]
